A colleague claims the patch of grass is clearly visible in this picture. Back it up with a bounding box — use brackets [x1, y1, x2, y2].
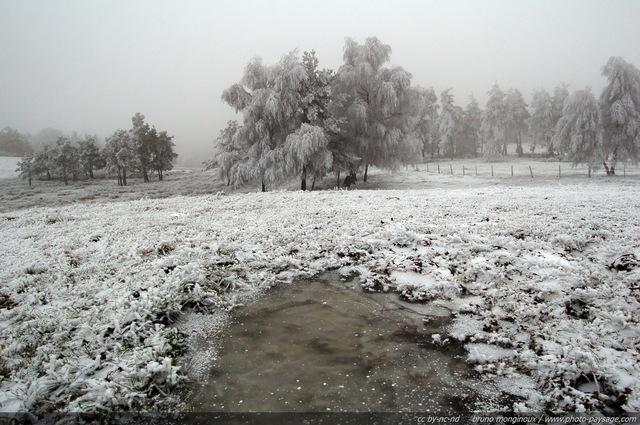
[25, 265, 47, 275]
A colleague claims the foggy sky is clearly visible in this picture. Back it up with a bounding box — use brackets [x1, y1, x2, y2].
[1, 0, 639, 165]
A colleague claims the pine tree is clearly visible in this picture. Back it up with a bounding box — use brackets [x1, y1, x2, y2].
[437, 88, 458, 160]
[599, 56, 640, 174]
[528, 88, 554, 154]
[459, 95, 482, 157]
[51, 137, 79, 185]
[284, 50, 338, 190]
[32, 144, 55, 180]
[131, 113, 153, 182]
[104, 130, 136, 186]
[552, 89, 603, 168]
[481, 83, 508, 159]
[78, 134, 102, 179]
[413, 87, 439, 160]
[549, 82, 570, 156]
[151, 129, 178, 181]
[505, 88, 530, 156]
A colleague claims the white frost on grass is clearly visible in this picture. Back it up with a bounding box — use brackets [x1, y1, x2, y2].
[466, 343, 516, 364]
[0, 181, 639, 414]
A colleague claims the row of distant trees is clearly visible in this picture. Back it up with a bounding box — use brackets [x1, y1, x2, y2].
[0, 127, 32, 157]
[211, 36, 640, 191]
[15, 113, 178, 186]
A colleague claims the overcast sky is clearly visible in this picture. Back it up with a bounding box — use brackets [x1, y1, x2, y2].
[1, 0, 639, 164]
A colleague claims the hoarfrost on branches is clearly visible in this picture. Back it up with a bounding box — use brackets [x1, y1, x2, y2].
[599, 56, 640, 173]
[552, 89, 604, 168]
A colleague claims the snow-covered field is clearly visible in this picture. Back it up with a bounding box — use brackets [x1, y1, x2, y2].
[0, 164, 639, 415]
[0, 157, 19, 179]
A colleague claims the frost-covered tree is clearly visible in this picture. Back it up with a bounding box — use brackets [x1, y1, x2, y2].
[599, 56, 640, 175]
[436, 88, 459, 160]
[221, 51, 312, 191]
[413, 86, 439, 160]
[549, 82, 570, 156]
[552, 89, 603, 168]
[51, 137, 79, 185]
[333, 37, 417, 181]
[458, 94, 482, 157]
[78, 134, 102, 179]
[32, 144, 55, 180]
[149, 128, 178, 181]
[481, 83, 508, 159]
[284, 124, 332, 190]
[528, 88, 554, 154]
[16, 153, 35, 186]
[104, 129, 136, 186]
[284, 50, 339, 190]
[210, 120, 243, 186]
[131, 113, 153, 182]
[505, 88, 530, 156]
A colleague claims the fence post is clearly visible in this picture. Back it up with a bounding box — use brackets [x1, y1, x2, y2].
[438, 163, 440, 174]
[529, 165, 533, 178]
[624, 163, 626, 177]
[511, 166, 513, 177]
[588, 165, 591, 178]
[463, 166, 465, 176]
[491, 166, 494, 177]
[450, 164, 453, 175]
[475, 166, 478, 176]
[559, 165, 561, 178]
[426, 163, 429, 172]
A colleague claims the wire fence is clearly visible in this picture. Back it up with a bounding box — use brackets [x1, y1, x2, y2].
[421, 162, 639, 179]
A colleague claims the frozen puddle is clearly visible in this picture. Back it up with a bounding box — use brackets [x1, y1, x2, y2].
[185, 273, 504, 412]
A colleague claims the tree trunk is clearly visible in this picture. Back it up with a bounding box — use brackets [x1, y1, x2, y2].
[603, 162, 616, 176]
[143, 168, 149, 183]
[301, 165, 307, 191]
[122, 167, 127, 186]
[516, 133, 523, 157]
[337, 170, 341, 189]
[28, 175, 32, 186]
[261, 180, 266, 192]
[311, 177, 316, 191]
[364, 163, 369, 183]
[227, 177, 231, 186]
[530, 135, 537, 153]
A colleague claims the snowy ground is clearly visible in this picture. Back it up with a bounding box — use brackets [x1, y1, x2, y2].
[0, 161, 639, 415]
[2, 157, 638, 213]
[0, 157, 19, 180]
